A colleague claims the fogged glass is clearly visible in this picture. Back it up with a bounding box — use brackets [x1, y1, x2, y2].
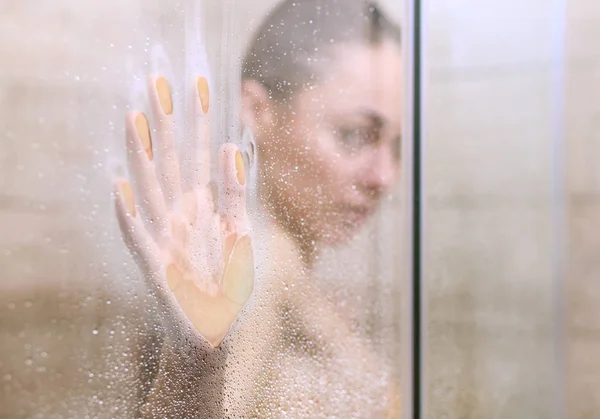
[564, 0, 600, 417]
[422, 1, 566, 418]
[0, 0, 405, 417]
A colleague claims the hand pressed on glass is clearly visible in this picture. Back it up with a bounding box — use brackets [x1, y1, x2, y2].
[114, 75, 253, 347]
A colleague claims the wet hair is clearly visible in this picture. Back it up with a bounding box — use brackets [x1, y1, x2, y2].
[241, 0, 401, 101]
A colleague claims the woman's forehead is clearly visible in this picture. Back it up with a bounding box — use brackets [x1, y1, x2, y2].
[295, 45, 402, 126]
[329, 42, 401, 81]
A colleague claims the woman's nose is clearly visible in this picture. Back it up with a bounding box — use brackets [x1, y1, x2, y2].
[363, 145, 397, 194]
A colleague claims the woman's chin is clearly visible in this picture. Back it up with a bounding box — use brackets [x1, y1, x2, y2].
[318, 219, 368, 246]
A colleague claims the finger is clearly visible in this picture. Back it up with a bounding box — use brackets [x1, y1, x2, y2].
[114, 181, 198, 338]
[187, 76, 211, 189]
[125, 111, 170, 242]
[147, 74, 183, 208]
[222, 234, 254, 307]
[113, 178, 165, 287]
[217, 143, 249, 234]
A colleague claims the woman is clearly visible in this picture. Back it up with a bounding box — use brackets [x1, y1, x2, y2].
[115, 0, 402, 416]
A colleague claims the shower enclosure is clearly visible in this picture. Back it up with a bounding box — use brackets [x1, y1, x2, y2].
[0, 0, 598, 417]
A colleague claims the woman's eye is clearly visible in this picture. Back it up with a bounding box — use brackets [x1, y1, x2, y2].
[335, 127, 377, 149]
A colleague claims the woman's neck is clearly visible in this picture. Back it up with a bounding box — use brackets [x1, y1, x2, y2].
[253, 197, 320, 270]
[270, 216, 319, 270]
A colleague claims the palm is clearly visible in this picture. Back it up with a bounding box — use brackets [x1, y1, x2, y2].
[114, 75, 253, 347]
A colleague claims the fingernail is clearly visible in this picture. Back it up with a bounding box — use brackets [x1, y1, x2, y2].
[235, 151, 246, 185]
[135, 113, 153, 160]
[118, 180, 136, 217]
[156, 76, 173, 115]
[166, 264, 184, 291]
[197, 77, 209, 114]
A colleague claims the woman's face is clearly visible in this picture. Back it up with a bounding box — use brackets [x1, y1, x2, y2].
[253, 40, 402, 245]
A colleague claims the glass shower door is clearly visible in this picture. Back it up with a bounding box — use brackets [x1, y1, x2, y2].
[419, 0, 567, 417]
[0, 0, 408, 417]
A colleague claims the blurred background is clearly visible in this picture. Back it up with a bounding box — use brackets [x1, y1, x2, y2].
[0, 0, 598, 417]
